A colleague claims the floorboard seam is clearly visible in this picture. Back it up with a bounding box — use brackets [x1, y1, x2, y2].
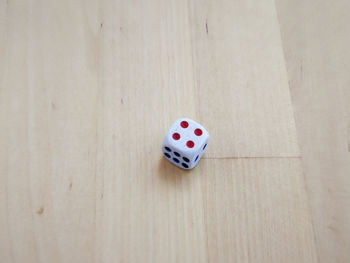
[202, 156, 301, 160]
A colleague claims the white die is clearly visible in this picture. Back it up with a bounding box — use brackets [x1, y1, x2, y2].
[162, 118, 209, 169]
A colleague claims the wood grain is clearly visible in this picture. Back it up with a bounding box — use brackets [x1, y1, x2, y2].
[0, 0, 347, 262]
[0, 1, 99, 262]
[188, 0, 299, 158]
[96, 158, 316, 262]
[275, 0, 350, 262]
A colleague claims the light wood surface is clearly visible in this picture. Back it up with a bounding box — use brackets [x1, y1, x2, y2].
[0, 0, 348, 262]
[276, 1, 350, 262]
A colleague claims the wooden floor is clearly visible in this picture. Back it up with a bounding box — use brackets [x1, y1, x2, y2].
[1, 0, 349, 262]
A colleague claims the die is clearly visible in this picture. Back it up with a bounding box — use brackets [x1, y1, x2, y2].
[162, 118, 209, 169]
